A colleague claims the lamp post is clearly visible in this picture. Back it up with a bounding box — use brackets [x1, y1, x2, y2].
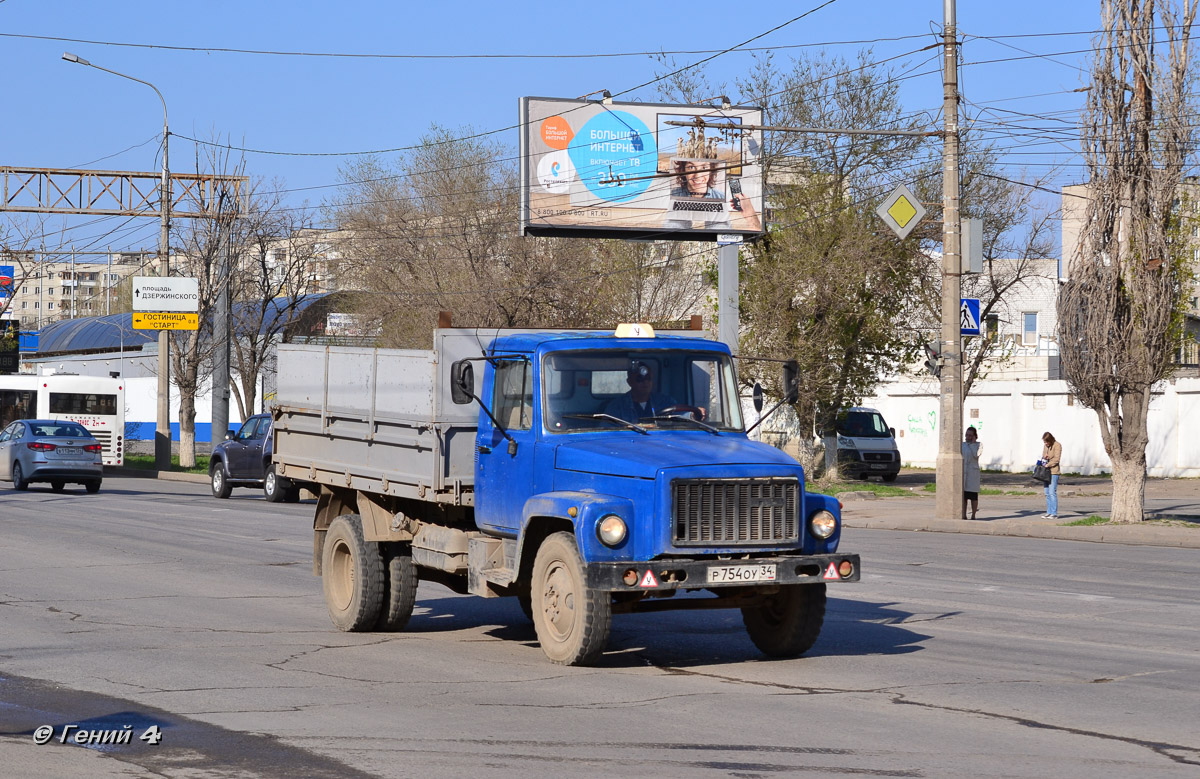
[63, 52, 172, 470]
[93, 316, 128, 380]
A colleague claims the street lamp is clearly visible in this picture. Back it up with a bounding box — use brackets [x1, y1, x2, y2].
[92, 317, 128, 380]
[63, 52, 172, 471]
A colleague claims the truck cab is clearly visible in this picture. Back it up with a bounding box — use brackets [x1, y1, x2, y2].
[456, 326, 856, 663]
[472, 331, 839, 557]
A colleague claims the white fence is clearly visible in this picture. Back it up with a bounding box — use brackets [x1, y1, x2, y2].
[863, 378, 1200, 478]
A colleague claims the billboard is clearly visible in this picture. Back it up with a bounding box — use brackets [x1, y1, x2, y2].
[0, 264, 13, 298]
[0, 318, 18, 374]
[520, 97, 765, 241]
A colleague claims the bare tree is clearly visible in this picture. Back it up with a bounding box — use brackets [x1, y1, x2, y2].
[228, 185, 319, 420]
[911, 137, 1062, 395]
[170, 145, 245, 467]
[328, 126, 704, 343]
[1059, 0, 1197, 522]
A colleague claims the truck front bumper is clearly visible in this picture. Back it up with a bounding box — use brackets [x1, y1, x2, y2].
[586, 553, 860, 592]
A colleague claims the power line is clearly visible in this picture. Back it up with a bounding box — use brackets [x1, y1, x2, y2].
[0, 27, 924, 60]
[176, 1, 846, 159]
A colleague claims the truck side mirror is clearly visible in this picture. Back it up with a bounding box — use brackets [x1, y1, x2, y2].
[782, 360, 799, 404]
[450, 360, 475, 405]
[752, 382, 764, 413]
[889, 427, 896, 438]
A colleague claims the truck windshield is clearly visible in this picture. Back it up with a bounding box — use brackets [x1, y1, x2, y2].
[542, 350, 744, 433]
[837, 411, 892, 438]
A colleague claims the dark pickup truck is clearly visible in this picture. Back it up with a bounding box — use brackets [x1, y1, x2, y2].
[209, 413, 306, 502]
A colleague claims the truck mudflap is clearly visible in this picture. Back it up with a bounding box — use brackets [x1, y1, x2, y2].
[586, 553, 860, 592]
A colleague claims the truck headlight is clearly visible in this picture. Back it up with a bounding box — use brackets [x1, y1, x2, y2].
[837, 435, 856, 448]
[809, 510, 837, 539]
[597, 514, 627, 546]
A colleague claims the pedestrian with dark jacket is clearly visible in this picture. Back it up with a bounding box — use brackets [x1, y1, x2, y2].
[1041, 432, 1062, 518]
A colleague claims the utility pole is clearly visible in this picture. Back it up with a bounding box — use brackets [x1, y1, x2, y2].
[936, 0, 964, 520]
[37, 244, 43, 330]
[211, 204, 232, 449]
[157, 105, 172, 471]
[717, 242, 739, 354]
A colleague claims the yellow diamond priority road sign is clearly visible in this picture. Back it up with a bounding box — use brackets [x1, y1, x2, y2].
[133, 312, 199, 330]
[876, 184, 926, 240]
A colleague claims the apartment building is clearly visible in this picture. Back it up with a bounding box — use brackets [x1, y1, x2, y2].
[0, 252, 149, 330]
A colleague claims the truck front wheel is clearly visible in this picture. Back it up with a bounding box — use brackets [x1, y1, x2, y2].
[741, 583, 826, 658]
[531, 532, 611, 666]
[322, 515, 384, 631]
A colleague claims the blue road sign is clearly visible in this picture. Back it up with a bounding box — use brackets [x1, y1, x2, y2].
[960, 298, 981, 336]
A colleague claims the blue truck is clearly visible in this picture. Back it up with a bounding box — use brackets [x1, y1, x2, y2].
[271, 325, 859, 665]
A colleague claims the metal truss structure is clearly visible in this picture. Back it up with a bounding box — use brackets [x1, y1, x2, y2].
[0, 166, 247, 218]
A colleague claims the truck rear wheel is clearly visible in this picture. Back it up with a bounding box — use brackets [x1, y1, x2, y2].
[374, 544, 418, 631]
[322, 515, 384, 632]
[530, 532, 611, 666]
[741, 583, 826, 658]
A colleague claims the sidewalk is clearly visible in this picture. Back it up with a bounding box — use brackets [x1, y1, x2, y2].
[837, 471, 1200, 548]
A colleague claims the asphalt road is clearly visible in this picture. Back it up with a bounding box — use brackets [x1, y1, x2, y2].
[1, 477, 1198, 778]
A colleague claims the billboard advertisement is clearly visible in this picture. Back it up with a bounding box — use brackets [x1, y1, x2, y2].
[0, 264, 13, 298]
[520, 97, 765, 241]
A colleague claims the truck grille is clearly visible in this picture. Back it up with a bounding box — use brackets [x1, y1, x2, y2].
[672, 478, 800, 546]
[862, 451, 893, 462]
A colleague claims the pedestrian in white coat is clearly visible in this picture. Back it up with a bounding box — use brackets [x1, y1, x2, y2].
[962, 426, 981, 520]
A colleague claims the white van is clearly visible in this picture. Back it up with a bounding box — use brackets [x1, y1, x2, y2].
[835, 406, 901, 482]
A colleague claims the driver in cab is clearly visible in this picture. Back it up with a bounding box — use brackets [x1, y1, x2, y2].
[605, 361, 703, 423]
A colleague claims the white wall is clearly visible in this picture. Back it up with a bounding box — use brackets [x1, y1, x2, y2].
[865, 377, 1200, 477]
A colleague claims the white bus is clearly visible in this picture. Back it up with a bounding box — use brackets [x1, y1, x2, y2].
[0, 374, 125, 465]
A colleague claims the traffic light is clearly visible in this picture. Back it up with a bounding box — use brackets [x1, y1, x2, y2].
[923, 343, 942, 378]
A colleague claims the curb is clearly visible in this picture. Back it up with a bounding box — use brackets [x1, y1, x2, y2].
[105, 467, 209, 484]
[842, 516, 1200, 548]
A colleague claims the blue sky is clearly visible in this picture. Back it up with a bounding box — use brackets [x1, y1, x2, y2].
[2, 1, 1101, 252]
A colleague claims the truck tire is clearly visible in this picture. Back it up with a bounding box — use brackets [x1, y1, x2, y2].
[263, 464, 288, 503]
[741, 583, 826, 658]
[322, 515, 384, 632]
[530, 532, 611, 666]
[210, 461, 232, 499]
[374, 544, 418, 631]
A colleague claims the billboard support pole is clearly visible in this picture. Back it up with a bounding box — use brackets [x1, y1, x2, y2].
[717, 242, 739, 354]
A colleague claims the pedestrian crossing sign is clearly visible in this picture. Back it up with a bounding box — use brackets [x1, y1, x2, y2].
[960, 298, 981, 336]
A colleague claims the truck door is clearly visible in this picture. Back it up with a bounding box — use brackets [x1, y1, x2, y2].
[475, 358, 536, 535]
